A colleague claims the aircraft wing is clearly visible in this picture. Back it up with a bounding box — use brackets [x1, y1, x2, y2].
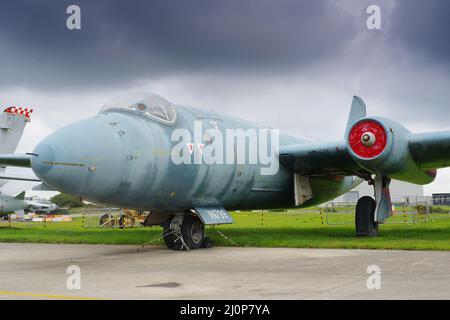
[408, 131, 450, 170]
[279, 141, 359, 176]
[279, 95, 367, 177]
[0, 172, 40, 182]
[279, 96, 450, 186]
[0, 154, 38, 182]
[279, 131, 450, 180]
[0, 154, 32, 167]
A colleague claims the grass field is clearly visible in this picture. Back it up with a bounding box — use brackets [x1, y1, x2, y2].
[1, 209, 450, 251]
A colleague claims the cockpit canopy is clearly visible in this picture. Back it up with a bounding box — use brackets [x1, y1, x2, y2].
[99, 92, 177, 124]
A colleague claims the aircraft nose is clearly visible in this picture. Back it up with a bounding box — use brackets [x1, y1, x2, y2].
[32, 142, 56, 177]
[31, 116, 120, 196]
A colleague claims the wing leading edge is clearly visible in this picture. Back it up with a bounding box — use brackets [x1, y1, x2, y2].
[0, 154, 37, 182]
[0, 172, 40, 182]
[0, 154, 32, 167]
[279, 141, 359, 176]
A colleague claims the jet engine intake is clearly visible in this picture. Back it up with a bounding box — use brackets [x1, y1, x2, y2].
[347, 117, 436, 185]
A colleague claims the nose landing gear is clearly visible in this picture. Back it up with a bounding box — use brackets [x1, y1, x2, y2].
[163, 214, 206, 250]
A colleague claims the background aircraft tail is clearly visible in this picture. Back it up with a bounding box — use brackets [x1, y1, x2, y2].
[0, 106, 32, 154]
[0, 106, 33, 188]
[14, 191, 26, 200]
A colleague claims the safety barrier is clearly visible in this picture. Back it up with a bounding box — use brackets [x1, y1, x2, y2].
[0, 212, 73, 229]
[0, 207, 148, 229]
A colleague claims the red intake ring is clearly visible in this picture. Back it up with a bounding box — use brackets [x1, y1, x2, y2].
[349, 120, 387, 159]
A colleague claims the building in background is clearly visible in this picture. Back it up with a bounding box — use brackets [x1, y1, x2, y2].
[432, 193, 450, 206]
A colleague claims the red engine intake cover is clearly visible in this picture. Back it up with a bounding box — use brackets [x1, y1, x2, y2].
[349, 120, 387, 159]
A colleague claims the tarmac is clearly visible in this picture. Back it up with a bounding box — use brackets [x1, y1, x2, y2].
[0, 243, 449, 299]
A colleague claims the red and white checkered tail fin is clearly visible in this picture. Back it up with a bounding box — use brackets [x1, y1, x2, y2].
[3, 106, 33, 120]
[0, 106, 33, 154]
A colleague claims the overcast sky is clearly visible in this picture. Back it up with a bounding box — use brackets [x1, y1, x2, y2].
[0, 0, 449, 196]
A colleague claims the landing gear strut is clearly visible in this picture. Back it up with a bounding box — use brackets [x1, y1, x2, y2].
[355, 175, 393, 237]
[355, 196, 378, 237]
[163, 214, 206, 250]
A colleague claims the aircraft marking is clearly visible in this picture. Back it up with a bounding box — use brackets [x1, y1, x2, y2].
[43, 160, 85, 167]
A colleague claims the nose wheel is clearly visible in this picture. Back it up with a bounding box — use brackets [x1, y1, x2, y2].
[355, 196, 379, 237]
[163, 214, 206, 250]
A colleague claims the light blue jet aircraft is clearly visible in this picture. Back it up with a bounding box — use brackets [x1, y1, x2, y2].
[0, 93, 449, 250]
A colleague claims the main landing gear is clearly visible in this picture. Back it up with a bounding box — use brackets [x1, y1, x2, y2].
[163, 213, 210, 250]
[355, 196, 378, 237]
[355, 175, 392, 237]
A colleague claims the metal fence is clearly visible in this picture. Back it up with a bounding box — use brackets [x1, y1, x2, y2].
[0, 207, 148, 229]
[324, 196, 450, 226]
[323, 202, 356, 225]
[0, 212, 74, 229]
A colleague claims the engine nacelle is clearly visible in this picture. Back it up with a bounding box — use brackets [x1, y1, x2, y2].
[347, 117, 436, 185]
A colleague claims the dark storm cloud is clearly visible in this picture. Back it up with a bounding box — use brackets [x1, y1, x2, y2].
[389, 0, 450, 65]
[0, 0, 358, 90]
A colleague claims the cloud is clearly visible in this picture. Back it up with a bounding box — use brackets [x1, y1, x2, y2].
[389, 0, 450, 66]
[0, 0, 360, 90]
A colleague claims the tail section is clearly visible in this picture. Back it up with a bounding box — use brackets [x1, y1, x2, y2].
[0, 106, 33, 154]
[0, 106, 33, 188]
[14, 191, 26, 200]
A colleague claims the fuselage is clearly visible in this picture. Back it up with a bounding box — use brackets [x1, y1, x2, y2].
[31, 93, 358, 212]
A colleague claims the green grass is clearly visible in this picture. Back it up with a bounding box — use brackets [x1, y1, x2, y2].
[1, 210, 450, 250]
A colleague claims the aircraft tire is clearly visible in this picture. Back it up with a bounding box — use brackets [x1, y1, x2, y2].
[118, 215, 135, 229]
[99, 214, 114, 228]
[355, 196, 379, 237]
[181, 214, 205, 250]
[163, 217, 183, 250]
